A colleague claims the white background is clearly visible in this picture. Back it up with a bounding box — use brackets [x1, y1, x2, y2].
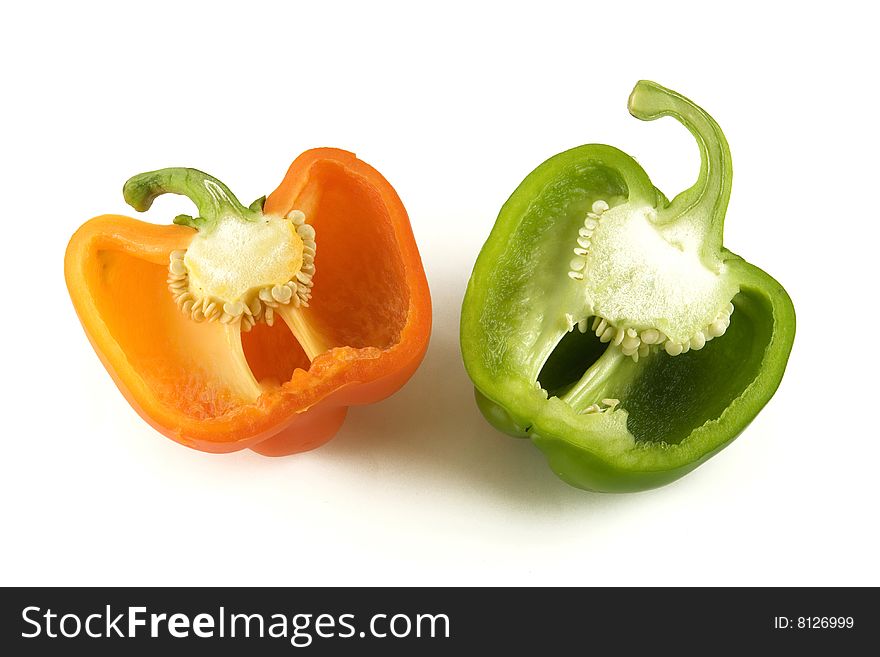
[1, 1, 877, 586]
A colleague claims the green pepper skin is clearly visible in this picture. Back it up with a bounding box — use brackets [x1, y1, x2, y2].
[460, 82, 795, 492]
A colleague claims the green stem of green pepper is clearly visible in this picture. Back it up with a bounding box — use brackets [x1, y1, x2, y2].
[628, 81, 731, 264]
[123, 168, 260, 231]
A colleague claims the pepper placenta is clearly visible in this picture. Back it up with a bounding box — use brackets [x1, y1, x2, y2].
[66, 149, 431, 455]
[460, 81, 795, 492]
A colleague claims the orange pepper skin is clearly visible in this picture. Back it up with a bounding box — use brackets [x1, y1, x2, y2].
[65, 149, 431, 455]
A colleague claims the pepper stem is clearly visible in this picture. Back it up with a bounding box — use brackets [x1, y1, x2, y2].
[123, 168, 260, 231]
[628, 81, 731, 261]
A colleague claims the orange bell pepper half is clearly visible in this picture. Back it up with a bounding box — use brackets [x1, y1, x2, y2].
[65, 149, 431, 455]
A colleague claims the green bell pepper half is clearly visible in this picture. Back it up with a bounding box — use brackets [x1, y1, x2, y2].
[460, 81, 795, 492]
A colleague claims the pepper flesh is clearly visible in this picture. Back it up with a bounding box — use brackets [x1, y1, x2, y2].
[66, 148, 431, 455]
[460, 81, 795, 492]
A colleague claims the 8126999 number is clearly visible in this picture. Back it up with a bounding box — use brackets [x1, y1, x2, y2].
[798, 617, 853, 629]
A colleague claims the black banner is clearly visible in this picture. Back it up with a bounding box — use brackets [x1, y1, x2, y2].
[1, 587, 873, 654]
